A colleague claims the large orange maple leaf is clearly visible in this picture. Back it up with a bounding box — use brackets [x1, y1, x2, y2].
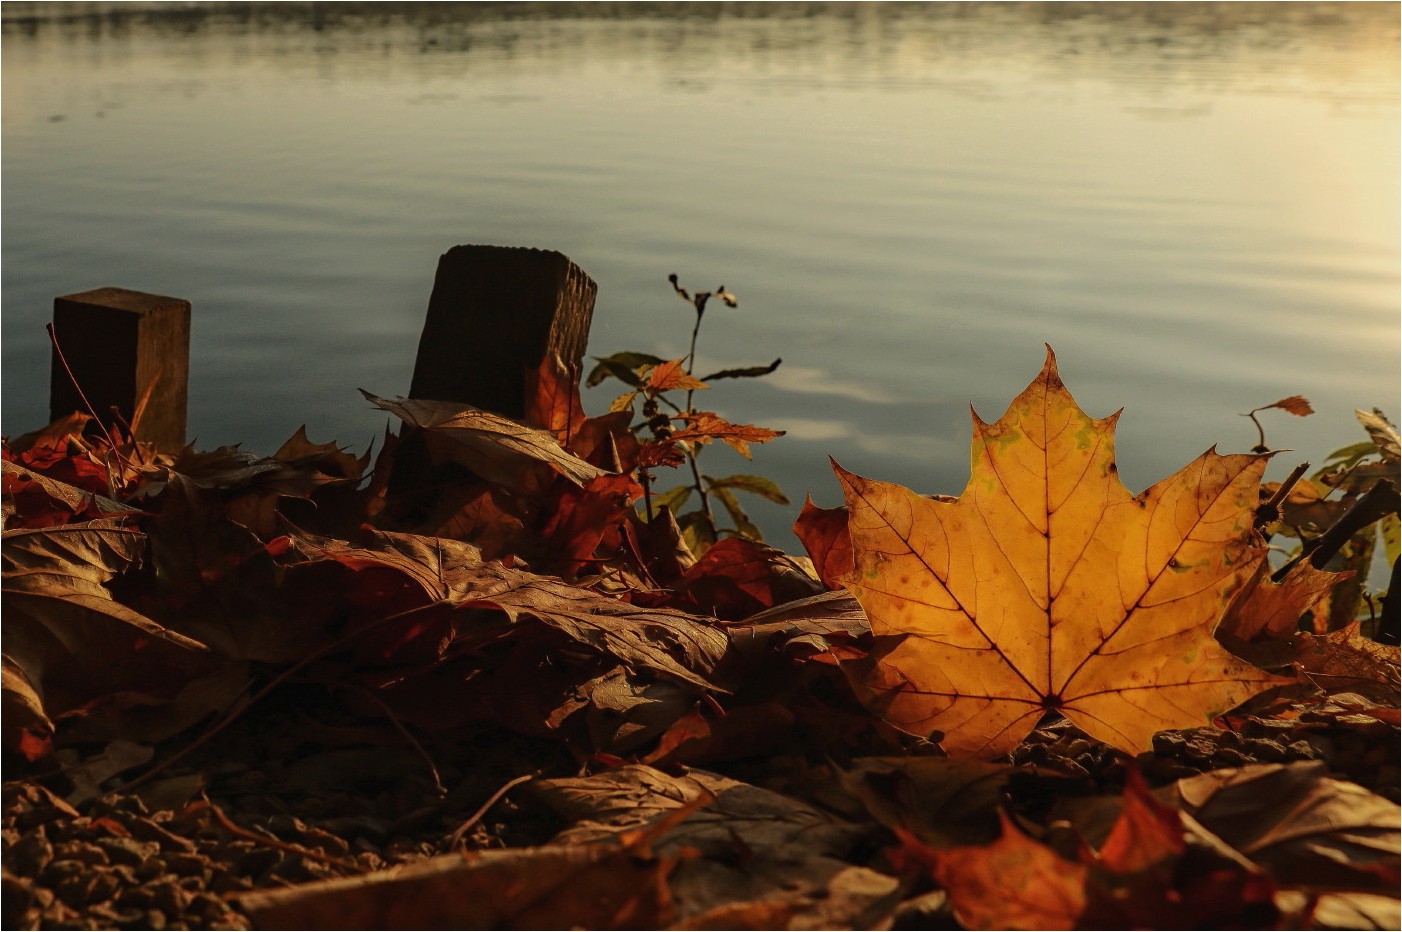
[835, 348, 1288, 757]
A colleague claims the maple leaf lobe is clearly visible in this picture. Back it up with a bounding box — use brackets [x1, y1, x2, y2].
[833, 348, 1289, 758]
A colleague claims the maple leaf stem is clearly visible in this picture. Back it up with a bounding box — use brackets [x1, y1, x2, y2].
[684, 305, 705, 404]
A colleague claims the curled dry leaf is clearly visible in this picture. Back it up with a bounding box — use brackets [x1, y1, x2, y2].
[1, 654, 53, 761]
[524, 351, 586, 443]
[665, 537, 823, 621]
[1289, 623, 1400, 706]
[1, 459, 127, 528]
[838, 756, 1020, 849]
[1172, 761, 1401, 892]
[836, 347, 1289, 757]
[361, 390, 605, 489]
[1355, 408, 1400, 462]
[2, 520, 212, 721]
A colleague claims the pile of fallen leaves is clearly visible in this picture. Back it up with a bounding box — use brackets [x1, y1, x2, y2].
[3, 349, 1397, 930]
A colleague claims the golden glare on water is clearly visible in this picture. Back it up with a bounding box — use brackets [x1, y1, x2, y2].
[2, 2, 1397, 548]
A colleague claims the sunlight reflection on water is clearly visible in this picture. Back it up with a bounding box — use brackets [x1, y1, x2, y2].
[3, 2, 1397, 551]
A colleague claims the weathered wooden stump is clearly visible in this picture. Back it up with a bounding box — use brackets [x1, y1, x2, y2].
[409, 245, 596, 418]
[49, 287, 190, 451]
[388, 246, 598, 503]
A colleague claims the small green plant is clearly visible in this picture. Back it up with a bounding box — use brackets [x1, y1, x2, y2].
[1250, 400, 1400, 641]
[587, 275, 787, 553]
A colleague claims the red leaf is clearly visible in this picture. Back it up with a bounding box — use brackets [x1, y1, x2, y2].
[792, 496, 853, 590]
[524, 352, 586, 444]
[646, 359, 708, 394]
[1265, 395, 1314, 417]
[930, 812, 1087, 931]
[668, 538, 822, 621]
[670, 413, 783, 459]
[540, 472, 644, 576]
[1097, 769, 1185, 873]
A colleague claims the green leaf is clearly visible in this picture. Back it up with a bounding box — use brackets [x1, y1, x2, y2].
[587, 352, 666, 388]
[700, 358, 782, 382]
[646, 484, 692, 519]
[1320, 441, 1378, 473]
[712, 487, 763, 542]
[704, 473, 790, 505]
[676, 509, 718, 554]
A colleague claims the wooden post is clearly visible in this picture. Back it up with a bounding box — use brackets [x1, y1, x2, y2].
[387, 246, 597, 508]
[408, 245, 596, 418]
[49, 287, 191, 451]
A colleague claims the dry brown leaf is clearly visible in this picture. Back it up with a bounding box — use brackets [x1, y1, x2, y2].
[836, 348, 1288, 757]
[238, 821, 682, 930]
[1, 654, 53, 760]
[1290, 623, 1401, 706]
[3, 520, 212, 720]
[362, 391, 605, 489]
[926, 811, 1088, 931]
[1172, 761, 1401, 891]
[523, 351, 586, 443]
[530, 764, 896, 928]
[1218, 560, 1349, 644]
[670, 412, 784, 459]
[1, 459, 127, 524]
[301, 529, 729, 692]
[838, 756, 1020, 849]
[793, 495, 854, 590]
[1356, 408, 1400, 462]
[1265, 395, 1315, 417]
[647, 359, 708, 393]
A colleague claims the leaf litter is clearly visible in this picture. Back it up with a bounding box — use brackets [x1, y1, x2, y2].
[1, 348, 1397, 930]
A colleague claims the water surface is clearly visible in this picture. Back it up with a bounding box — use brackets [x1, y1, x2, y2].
[4, 2, 1398, 548]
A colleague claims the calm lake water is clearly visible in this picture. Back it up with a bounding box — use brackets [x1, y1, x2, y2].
[4, 2, 1398, 549]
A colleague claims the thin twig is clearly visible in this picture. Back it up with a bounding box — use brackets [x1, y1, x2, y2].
[200, 796, 363, 872]
[122, 601, 445, 793]
[447, 772, 538, 849]
[46, 324, 133, 481]
[1243, 409, 1267, 451]
[352, 686, 447, 798]
[1272, 478, 1400, 582]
